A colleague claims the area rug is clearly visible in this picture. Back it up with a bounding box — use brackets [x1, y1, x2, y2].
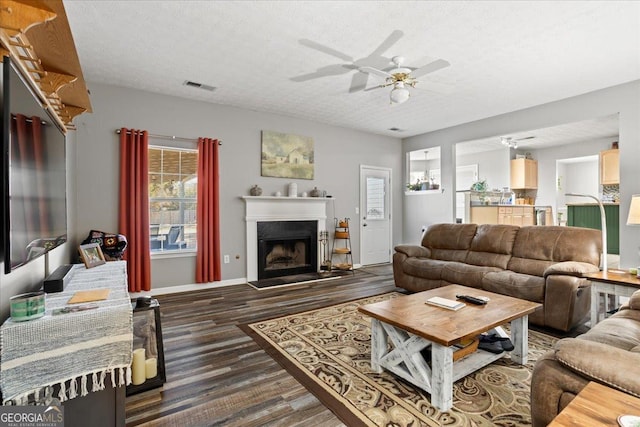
[242, 292, 557, 427]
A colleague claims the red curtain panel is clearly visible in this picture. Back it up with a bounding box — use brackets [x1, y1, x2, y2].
[196, 137, 221, 283]
[11, 114, 46, 239]
[119, 128, 151, 292]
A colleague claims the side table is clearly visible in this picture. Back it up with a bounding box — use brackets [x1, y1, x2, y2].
[548, 381, 640, 426]
[583, 270, 640, 326]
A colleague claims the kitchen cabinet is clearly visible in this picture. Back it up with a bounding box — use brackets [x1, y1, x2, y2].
[470, 206, 534, 225]
[567, 204, 619, 254]
[499, 206, 534, 226]
[600, 149, 620, 185]
[471, 206, 498, 224]
[510, 158, 538, 189]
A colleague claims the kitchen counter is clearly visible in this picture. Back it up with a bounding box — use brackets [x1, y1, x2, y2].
[566, 202, 619, 206]
[470, 203, 535, 207]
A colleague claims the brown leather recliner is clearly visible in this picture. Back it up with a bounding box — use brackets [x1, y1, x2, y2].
[530, 290, 640, 426]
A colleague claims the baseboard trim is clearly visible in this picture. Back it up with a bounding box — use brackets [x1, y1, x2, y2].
[130, 277, 247, 298]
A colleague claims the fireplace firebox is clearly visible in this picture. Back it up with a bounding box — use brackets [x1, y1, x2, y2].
[257, 221, 317, 280]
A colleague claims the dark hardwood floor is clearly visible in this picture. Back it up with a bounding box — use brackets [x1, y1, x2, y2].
[125, 267, 399, 426]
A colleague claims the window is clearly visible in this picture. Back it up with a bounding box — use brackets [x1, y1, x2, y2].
[148, 146, 197, 253]
[407, 147, 441, 191]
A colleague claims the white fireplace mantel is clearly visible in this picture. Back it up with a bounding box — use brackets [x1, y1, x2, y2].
[242, 196, 332, 281]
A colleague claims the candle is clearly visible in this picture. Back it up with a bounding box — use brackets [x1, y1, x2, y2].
[131, 348, 146, 385]
[145, 358, 158, 379]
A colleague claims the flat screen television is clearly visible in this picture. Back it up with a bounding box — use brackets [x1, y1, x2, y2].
[1, 56, 67, 274]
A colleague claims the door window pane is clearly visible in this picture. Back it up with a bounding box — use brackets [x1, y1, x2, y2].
[366, 177, 385, 220]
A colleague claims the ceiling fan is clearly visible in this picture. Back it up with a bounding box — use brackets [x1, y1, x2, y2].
[500, 136, 535, 149]
[360, 55, 451, 105]
[290, 30, 405, 93]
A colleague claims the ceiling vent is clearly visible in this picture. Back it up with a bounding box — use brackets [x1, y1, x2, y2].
[183, 80, 216, 92]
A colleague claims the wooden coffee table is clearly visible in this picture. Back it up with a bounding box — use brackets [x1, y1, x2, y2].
[358, 284, 541, 412]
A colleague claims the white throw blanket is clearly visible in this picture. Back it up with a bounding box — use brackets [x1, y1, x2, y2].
[0, 261, 133, 405]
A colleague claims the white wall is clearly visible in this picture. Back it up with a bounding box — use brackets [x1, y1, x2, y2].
[402, 80, 640, 268]
[72, 83, 403, 288]
[529, 138, 613, 208]
[457, 148, 510, 191]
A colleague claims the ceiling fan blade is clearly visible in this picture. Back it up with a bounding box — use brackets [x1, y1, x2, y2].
[290, 64, 353, 82]
[371, 30, 404, 56]
[359, 66, 392, 79]
[410, 59, 451, 78]
[348, 71, 369, 93]
[298, 39, 354, 62]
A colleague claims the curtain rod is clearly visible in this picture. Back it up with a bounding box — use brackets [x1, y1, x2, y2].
[12, 116, 48, 125]
[115, 129, 222, 145]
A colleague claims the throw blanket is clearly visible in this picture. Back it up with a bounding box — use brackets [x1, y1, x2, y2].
[0, 262, 133, 405]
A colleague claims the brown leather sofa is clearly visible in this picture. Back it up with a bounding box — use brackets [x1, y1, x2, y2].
[393, 223, 602, 331]
[531, 290, 640, 426]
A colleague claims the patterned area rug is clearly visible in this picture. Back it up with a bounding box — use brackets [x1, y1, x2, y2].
[242, 292, 557, 427]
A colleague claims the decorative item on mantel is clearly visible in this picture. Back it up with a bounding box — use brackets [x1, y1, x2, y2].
[249, 185, 262, 196]
[310, 186, 321, 197]
[289, 182, 297, 197]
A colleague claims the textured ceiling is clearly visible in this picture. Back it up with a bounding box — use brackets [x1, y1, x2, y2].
[63, 1, 640, 138]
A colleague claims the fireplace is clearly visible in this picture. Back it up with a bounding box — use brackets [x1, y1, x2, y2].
[243, 196, 330, 282]
[257, 221, 317, 279]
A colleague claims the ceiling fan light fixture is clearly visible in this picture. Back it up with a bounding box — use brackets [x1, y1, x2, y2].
[390, 82, 410, 105]
[501, 137, 518, 149]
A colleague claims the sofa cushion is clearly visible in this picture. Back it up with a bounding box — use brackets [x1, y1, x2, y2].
[508, 226, 602, 276]
[421, 223, 477, 249]
[466, 224, 519, 269]
[402, 258, 446, 280]
[482, 270, 545, 302]
[441, 262, 500, 289]
[581, 308, 640, 351]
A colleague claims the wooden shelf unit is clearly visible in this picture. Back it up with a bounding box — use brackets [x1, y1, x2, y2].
[331, 218, 354, 274]
[0, 0, 92, 131]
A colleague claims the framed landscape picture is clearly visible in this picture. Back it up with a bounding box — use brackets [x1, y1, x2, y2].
[261, 130, 314, 179]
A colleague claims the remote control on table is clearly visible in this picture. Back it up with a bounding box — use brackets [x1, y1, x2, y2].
[456, 295, 488, 305]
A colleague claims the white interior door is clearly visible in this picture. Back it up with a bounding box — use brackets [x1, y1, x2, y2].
[360, 165, 391, 266]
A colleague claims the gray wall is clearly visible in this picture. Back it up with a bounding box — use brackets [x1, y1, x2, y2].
[72, 83, 403, 288]
[402, 80, 640, 269]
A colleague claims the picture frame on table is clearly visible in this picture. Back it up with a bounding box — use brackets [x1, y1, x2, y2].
[79, 243, 106, 269]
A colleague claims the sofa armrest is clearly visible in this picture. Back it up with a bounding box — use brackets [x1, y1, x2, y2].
[555, 338, 640, 397]
[543, 261, 599, 278]
[394, 244, 431, 258]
